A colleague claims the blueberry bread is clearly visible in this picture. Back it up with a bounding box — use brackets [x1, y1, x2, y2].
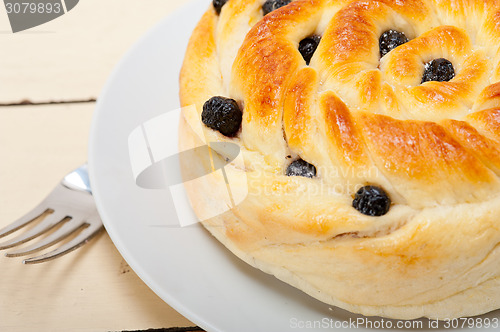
[179, 0, 500, 319]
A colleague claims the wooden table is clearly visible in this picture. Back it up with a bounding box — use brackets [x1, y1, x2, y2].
[0, 1, 203, 330]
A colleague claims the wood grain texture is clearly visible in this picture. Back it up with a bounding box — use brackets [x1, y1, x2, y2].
[0, 104, 195, 331]
[0, 0, 191, 104]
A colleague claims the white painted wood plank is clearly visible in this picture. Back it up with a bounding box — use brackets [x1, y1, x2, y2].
[0, 0, 195, 103]
[0, 103, 195, 331]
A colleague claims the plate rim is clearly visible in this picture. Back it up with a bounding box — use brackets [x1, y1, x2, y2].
[88, 0, 219, 330]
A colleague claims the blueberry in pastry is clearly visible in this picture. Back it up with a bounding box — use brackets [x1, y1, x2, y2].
[202, 96, 242, 137]
[212, 0, 229, 15]
[299, 35, 321, 64]
[422, 58, 455, 83]
[180, 0, 500, 320]
[262, 0, 292, 16]
[286, 159, 317, 178]
[379, 30, 409, 57]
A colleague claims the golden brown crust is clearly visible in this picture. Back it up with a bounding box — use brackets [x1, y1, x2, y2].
[179, 0, 500, 319]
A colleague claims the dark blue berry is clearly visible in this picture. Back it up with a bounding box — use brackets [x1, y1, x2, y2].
[262, 0, 291, 16]
[352, 186, 391, 216]
[213, 0, 228, 15]
[422, 58, 455, 83]
[286, 159, 317, 178]
[379, 30, 409, 58]
[299, 35, 321, 65]
[202, 97, 242, 137]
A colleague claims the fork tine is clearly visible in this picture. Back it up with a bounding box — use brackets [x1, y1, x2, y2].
[5, 219, 87, 257]
[23, 220, 103, 264]
[0, 205, 49, 239]
[0, 211, 68, 250]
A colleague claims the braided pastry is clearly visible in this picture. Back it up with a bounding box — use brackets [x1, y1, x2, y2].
[179, 0, 500, 319]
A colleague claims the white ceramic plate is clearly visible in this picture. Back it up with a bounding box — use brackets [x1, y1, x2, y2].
[88, 1, 499, 331]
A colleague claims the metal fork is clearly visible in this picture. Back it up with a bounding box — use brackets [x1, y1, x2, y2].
[0, 164, 104, 264]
